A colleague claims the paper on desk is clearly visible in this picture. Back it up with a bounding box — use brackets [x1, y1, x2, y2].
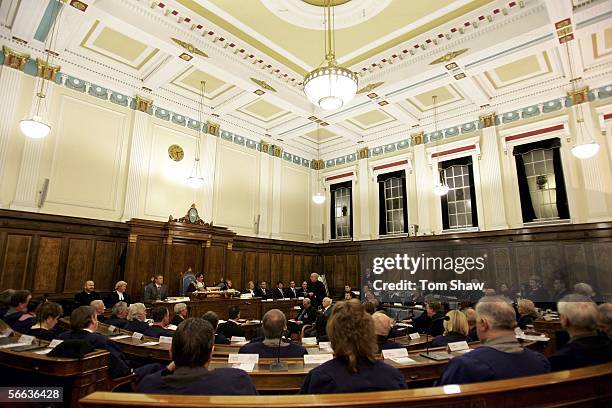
[34, 339, 64, 355]
[318, 342, 332, 351]
[230, 336, 247, 343]
[382, 348, 408, 359]
[389, 356, 417, 365]
[231, 362, 255, 372]
[159, 336, 173, 344]
[111, 335, 131, 340]
[228, 353, 259, 364]
[138, 341, 159, 346]
[301, 337, 317, 345]
[409, 332, 420, 340]
[304, 354, 333, 365]
[516, 334, 550, 342]
[166, 324, 177, 331]
[18, 335, 34, 345]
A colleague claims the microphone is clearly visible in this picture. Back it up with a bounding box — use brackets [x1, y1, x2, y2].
[270, 328, 289, 371]
[420, 315, 450, 359]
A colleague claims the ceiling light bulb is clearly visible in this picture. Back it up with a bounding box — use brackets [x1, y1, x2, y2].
[312, 191, 326, 204]
[433, 183, 449, 196]
[20, 116, 50, 139]
[571, 142, 599, 159]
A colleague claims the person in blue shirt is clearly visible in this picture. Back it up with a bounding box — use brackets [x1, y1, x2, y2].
[239, 309, 306, 358]
[137, 318, 257, 395]
[430, 310, 471, 347]
[299, 299, 408, 394]
[439, 296, 550, 385]
[549, 294, 612, 371]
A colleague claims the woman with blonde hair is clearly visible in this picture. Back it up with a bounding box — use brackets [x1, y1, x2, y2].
[299, 299, 407, 394]
[125, 302, 149, 333]
[431, 309, 470, 347]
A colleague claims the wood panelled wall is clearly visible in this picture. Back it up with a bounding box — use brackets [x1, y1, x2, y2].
[1, 210, 611, 299]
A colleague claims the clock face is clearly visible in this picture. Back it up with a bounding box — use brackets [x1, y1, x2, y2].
[188, 207, 198, 223]
[168, 144, 184, 161]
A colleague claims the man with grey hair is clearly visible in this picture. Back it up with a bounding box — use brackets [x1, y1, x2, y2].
[597, 303, 612, 340]
[573, 282, 595, 299]
[171, 303, 188, 326]
[462, 308, 478, 341]
[239, 309, 306, 358]
[106, 301, 129, 328]
[548, 294, 612, 371]
[90, 299, 106, 323]
[307, 273, 326, 307]
[439, 296, 549, 385]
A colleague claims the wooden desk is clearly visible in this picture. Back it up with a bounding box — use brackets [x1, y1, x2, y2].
[533, 318, 564, 357]
[0, 336, 110, 408]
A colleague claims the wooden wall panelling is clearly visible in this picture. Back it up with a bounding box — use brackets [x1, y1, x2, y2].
[564, 243, 589, 285]
[33, 237, 62, 293]
[227, 250, 243, 289]
[281, 254, 292, 284]
[206, 245, 226, 284]
[292, 254, 303, 285]
[0, 234, 32, 289]
[346, 254, 359, 289]
[491, 247, 512, 290]
[302, 255, 312, 282]
[129, 239, 163, 299]
[270, 254, 282, 286]
[591, 242, 612, 297]
[243, 251, 257, 288]
[92, 241, 117, 293]
[257, 252, 270, 285]
[166, 243, 200, 295]
[63, 239, 93, 293]
[324, 255, 335, 289]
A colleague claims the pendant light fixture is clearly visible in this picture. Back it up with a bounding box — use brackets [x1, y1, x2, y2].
[564, 39, 599, 159]
[20, 0, 63, 139]
[431, 95, 449, 196]
[303, 0, 358, 110]
[186, 80, 206, 188]
[312, 124, 326, 204]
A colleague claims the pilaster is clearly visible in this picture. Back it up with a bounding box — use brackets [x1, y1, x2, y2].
[121, 110, 151, 221]
[0, 66, 23, 208]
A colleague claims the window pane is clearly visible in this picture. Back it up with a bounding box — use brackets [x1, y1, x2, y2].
[522, 148, 559, 221]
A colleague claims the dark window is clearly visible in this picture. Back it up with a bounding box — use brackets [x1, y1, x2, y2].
[330, 181, 352, 239]
[377, 170, 408, 235]
[439, 156, 479, 229]
[513, 138, 569, 222]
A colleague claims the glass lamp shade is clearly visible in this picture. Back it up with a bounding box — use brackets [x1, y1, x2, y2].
[433, 183, 449, 196]
[186, 175, 206, 188]
[304, 64, 358, 110]
[571, 142, 599, 159]
[20, 116, 50, 139]
[312, 191, 326, 204]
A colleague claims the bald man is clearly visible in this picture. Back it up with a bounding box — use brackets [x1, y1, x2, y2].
[372, 312, 405, 352]
[307, 273, 326, 308]
[74, 280, 101, 307]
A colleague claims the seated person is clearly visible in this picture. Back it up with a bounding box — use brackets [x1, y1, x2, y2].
[597, 303, 612, 340]
[0, 289, 15, 317]
[28, 301, 64, 341]
[343, 285, 356, 300]
[105, 281, 131, 308]
[412, 301, 445, 337]
[517, 299, 539, 330]
[240, 309, 306, 358]
[90, 299, 106, 324]
[299, 299, 407, 394]
[363, 301, 377, 315]
[297, 281, 309, 298]
[372, 312, 405, 352]
[2, 290, 31, 328]
[289, 298, 316, 334]
[143, 275, 168, 302]
[463, 308, 478, 341]
[13, 296, 44, 333]
[59, 306, 132, 378]
[315, 297, 333, 340]
[170, 303, 188, 326]
[574, 282, 596, 300]
[439, 296, 550, 385]
[549, 295, 612, 371]
[243, 280, 256, 297]
[125, 303, 150, 333]
[286, 281, 298, 298]
[273, 281, 286, 300]
[226, 280, 234, 291]
[187, 273, 205, 292]
[144, 306, 173, 338]
[217, 305, 246, 339]
[74, 280, 101, 307]
[136, 318, 257, 395]
[105, 301, 129, 329]
[201, 311, 230, 344]
[431, 310, 470, 347]
[254, 281, 271, 299]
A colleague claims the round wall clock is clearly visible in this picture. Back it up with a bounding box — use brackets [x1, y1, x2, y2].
[188, 206, 198, 223]
[168, 144, 184, 161]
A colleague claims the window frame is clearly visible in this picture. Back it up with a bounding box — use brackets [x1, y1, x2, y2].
[377, 169, 409, 236]
[329, 180, 353, 240]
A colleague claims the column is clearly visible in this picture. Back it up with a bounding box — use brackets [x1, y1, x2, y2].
[413, 142, 433, 235]
[478, 114, 508, 230]
[310, 170, 324, 242]
[10, 78, 55, 212]
[0, 66, 23, 208]
[121, 110, 150, 221]
[270, 153, 282, 239]
[200, 133, 218, 223]
[356, 157, 371, 240]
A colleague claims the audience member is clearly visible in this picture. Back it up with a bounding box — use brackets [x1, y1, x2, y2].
[136, 318, 257, 395]
[74, 281, 101, 307]
[315, 297, 333, 339]
[526, 275, 551, 303]
[290, 298, 316, 335]
[143, 275, 168, 302]
[105, 302, 129, 329]
[217, 306, 246, 339]
[286, 281, 298, 298]
[499, 283, 513, 300]
[548, 295, 612, 371]
[439, 296, 550, 385]
[574, 283, 595, 300]
[105, 281, 131, 308]
[240, 309, 306, 358]
[413, 301, 445, 337]
[517, 299, 539, 330]
[344, 285, 357, 299]
[297, 281, 309, 298]
[552, 279, 569, 303]
[431, 310, 470, 347]
[597, 303, 612, 340]
[144, 306, 173, 338]
[2, 290, 31, 327]
[28, 301, 64, 341]
[307, 273, 326, 307]
[0, 289, 15, 317]
[273, 281, 286, 300]
[125, 303, 150, 333]
[13, 296, 43, 333]
[372, 312, 404, 352]
[463, 308, 478, 341]
[90, 299, 106, 324]
[171, 303, 188, 326]
[201, 311, 230, 344]
[299, 299, 407, 394]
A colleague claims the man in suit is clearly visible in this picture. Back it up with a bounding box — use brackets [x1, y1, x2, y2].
[254, 281, 271, 300]
[201, 311, 230, 344]
[143, 275, 168, 302]
[297, 281, 309, 298]
[105, 301, 129, 329]
[307, 273, 326, 308]
[217, 305, 246, 339]
[90, 299, 106, 323]
[526, 275, 551, 304]
[412, 301, 446, 337]
[105, 281, 131, 308]
[598, 303, 612, 340]
[286, 281, 298, 298]
[549, 294, 612, 371]
[551, 279, 569, 304]
[170, 303, 188, 326]
[273, 281, 286, 300]
[137, 318, 257, 395]
[289, 298, 316, 335]
[239, 309, 306, 358]
[74, 281, 101, 307]
[439, 296, 550, 385]
[2, 290, 31, 328]
[372, 311, 405, 352]
[463, 307, 478, 341]
[315, 297, 334, 340]
[144, 306, 174, 338]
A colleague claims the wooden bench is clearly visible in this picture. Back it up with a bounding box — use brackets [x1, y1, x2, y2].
[79, 363, 612, 407]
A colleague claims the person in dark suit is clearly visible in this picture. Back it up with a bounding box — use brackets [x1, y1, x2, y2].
[307, 273, 326, 308]
[412, 301, 445, 337]
[239, 309, 306, 358]
[58, 306, 132, 378]
[170, 303, 188, 326]
[74, 281, 101, 308]
[201, 311, 230, 344]
[289, 298, 316, 335]
[273, 281, 287, 300]
[297, 281, 309, 298]
[105, 281, 131, 308]
[526, 275, 551, 304]
[13, 296, 44, 333]
[243, 281, 257, 297]
[125, 303, 150, 333]
[286, 281, 298, 298]
[217, 306, 246, 339]
[0, 289, 15, 318]
[430, 310, 471, 347]
[187, 273, 205, 293]
[463, 307, 478, 341]
[144, 306, 174, 338]
[90, 299, 106, 324]
[598, 303, 612, 341]
[517, 299, 539, 330]
[549, 294, 612, 371]
[551, 279, 569, 304]
[343, 285, 357, 299]
[299, 299, 407, 394]
[254, 281, 271, 299]
[105, 301, 129, 329]
[143, 275, 168, 302]
[314, 297, 333, 340]
[2, 290, 31, 328]
[439, 296, 550, 385]
[372, 311, 405, 352]
[136, 318, 257, 395]
[28, 301, 64, 341]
